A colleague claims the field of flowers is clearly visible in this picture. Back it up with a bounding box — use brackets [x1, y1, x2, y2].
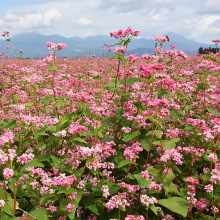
[0, 28, 220, 220]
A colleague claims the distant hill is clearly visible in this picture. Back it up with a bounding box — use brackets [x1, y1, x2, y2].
[0, 32, 214, 58]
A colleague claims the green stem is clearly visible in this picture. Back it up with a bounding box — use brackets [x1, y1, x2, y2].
[146, 122, 155, 166]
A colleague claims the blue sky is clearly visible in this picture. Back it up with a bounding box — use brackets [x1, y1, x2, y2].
[0, 0, 219, 43]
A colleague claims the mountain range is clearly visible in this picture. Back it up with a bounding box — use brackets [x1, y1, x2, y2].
[0, 32, 214, 58]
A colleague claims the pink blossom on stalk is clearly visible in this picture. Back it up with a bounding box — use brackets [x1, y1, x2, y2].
[101, 185, 110, 198]
[0, 130, 15, 146]
[3, 168, 14, 178]
[140, 194, 157, 207]
[154, 35, 169, 43]
[204, 184, 213, 193]
[141, 170, 150, 180]
[186, 177, 199, 185]
[66, 203, 75, 212]
[161, 215, 174, 220]
[2, 30, 10, 37]
[125, 214, 145, 220]
[46, 41, 67, 51]
[114, 46, 127, 54]
[20, 49, 23, 53]
[0, 200, 5, 208]
[170, 44, 176, 49]
[212, 39, 220, 43]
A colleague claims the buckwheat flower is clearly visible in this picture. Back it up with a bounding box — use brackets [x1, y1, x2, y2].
[122, 127, 132, 133]
[208, 153, 218, 163]
[3, 168, 14, 178]
[66, 203, 75, 212]
[140, 194, 157, 207]
[114, 46, 127, 54]
[212, 206, 219, 213]
[141, 170, 150, 180]
[101, 185, 110, 198]
[0, 200, 5, 208]
[161, 214, 174, 220]
[125, 214, 145, 220]
[186, 177, 199, 185]
[204, 184, 213, 193]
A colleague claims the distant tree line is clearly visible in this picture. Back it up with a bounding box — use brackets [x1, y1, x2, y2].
[198, 46, 219, 54]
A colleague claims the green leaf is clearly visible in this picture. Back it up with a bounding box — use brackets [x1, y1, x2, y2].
[1, 201, 14, 216]
[0, 188, 11, 201]
[157, 197, 188, 217]
[39, 154, 51, 162]
[54, 100, 69, 107]
[134, 174, 151, 190]
[30, 208, 48, 220]
[48, 65, 57, 72]
[106, 78, 118, 90]
[25, 103, 34, 107]
[1, 119, 17, 128]
[123, 131, 139, 142]
[149, 204, 157, 215]
[154, 130, 162, 139]
[56, 117, 69, 130]
[126, 78, 140, 86]
[204, 55, 218, 63]
[139, 138, 151, 151]
[21, 159, 44, 171]
[145, 116, 162, 127]
[40, 193, 58, 206]
[36, 132, 49, 138]
[88, 205, 99, 216]
[170, 110, 183, 119]
[162, 170, 181, 196]
[42, 97, 51, 105]
[197, 82, 204, 91]
[118, 159, 136, 168]
[0, 212, 18, 220]
[153, 138, 180, 150]
[72, 137, 87, 144]
[100, 117, 113, 128]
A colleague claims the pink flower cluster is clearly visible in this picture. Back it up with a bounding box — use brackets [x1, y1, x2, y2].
[46, 42, 67, 51]
[105, 192, 130, 210]
[212, 39, 220, 43]
[123, 141, 143, 162]
[125, 215, 145, 220]
[109, 27, 140, 39]
[3, 168, 14, 178]
[2, 30, 10, 37]
[0, 200, 5, 208]
[154, 35, 169, 43]
[118, 182, 139, 193]
[140, 194, 157, 207]
[114, 46, 127, 54]
[0, 130, 15, 146]
[66, 203, 75, 212]
[101, 185, 110, 198]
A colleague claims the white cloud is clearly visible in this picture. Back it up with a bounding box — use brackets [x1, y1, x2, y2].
[0, 8, 61, 30]
[77, 18, 93, 26]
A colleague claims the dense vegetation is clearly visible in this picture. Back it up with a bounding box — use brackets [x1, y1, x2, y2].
[0, 28, 220, 220]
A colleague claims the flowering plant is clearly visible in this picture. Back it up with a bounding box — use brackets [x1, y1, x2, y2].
[0, 29, 219, 220]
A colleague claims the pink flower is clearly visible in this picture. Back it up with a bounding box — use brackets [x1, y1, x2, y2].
[170, 44, 176, 49]
[141, 170, 150, 180]
[3, 168, 14, 178]
[114, 46, 127, 54]
[0, 200, 5, 208]
[66, 203, 75, 212]
[2, 30, 10, 37]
